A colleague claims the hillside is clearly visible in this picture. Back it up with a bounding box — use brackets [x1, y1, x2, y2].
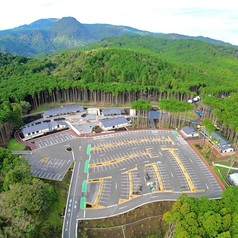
[85, 35, 238, 95]
[0, 17, 235, 56]
[1, 35, 238, 144]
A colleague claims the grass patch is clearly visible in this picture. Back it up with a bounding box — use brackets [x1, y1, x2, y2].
[79, 201, 174, 238]
[212, 166, 229, 188]
[214, 161, 230, 166]
[7, 138, 25, 150]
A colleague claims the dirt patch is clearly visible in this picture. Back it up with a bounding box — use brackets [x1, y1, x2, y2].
[78, 201, 174, 238]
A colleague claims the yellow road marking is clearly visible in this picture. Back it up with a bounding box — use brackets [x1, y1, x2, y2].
[91, 137, 173, 151]
[40, 157, 49, 162]
[161, 148, 205, 192]
[89, 152, 149, 168]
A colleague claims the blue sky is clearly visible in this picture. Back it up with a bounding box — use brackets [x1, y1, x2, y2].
[1, 0, 238, 45]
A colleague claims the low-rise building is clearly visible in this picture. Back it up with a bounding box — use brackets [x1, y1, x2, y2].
[181, 126, 199, 137]
[201, 127, 234, 153]
[99, 117, 131, 131]
[21, 121, 69, 141]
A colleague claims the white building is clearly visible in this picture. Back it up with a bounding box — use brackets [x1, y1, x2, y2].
[21, 121, 69, 141]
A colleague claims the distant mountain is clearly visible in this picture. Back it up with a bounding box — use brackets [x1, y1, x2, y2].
[0, 16, 235, 56]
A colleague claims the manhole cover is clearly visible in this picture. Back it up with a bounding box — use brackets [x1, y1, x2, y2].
[66, 147, 72, 152]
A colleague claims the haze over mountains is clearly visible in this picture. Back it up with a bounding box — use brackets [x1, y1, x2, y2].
[0, 17, 235, 56]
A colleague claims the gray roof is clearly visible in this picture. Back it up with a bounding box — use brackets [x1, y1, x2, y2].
[22, 123, 50, 134]
[48, 121, 68, 128]
[149, 111, 160, 119]
[44, 104, 84, 117]
[201, 127, 229, 146]
[182, 126, 197, 135]
[102, 108, 122, 115]
[100, 117, 128, 128]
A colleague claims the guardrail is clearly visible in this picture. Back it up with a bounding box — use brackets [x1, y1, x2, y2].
[11, 150, 32, 155]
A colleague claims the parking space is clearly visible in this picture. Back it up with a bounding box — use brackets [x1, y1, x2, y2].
[120, 174, 130, 201]
[163, 150, 191, 190]
[30, 156, 72, 181]
[91, 134, 174, 154]
[144, 165, 159, 190]
[98, 178, 113, 206]
[156, 164, 173, 191]
[131, 170, 143, 195]
[34, 131, 76, 149]
[89, 149, 152, 173]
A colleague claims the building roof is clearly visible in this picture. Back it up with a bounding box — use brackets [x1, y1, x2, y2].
[48, 121, 68, 128]
[201, 127, 230, 146]
[22, 123, 50, 134]
[181, 126, 197, 135]
[229, 173, 238, 186]
[100, 117, 128, 128]
[44, 104, 84, 117]
[101, 108, 122, 115]
[149, 111, 160, 119]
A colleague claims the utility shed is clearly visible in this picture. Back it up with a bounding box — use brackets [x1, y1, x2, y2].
[228, 173, 238, 186]
[181, 126, 199, 137]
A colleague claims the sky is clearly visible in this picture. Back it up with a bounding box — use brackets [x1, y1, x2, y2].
[1, 0, 238, 45]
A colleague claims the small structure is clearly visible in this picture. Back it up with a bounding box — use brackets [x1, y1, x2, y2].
[228, 173, 238, 186]
[99, 117, 131, 131]
[148, 111, 160, 119]
[87, 108, 100, 115]
[130, 109, 136, 116]
[181, 126, 199, 137]
[43, 104, 84, 118]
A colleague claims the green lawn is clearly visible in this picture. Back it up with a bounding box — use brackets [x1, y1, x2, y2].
[7, 138, 25, 150]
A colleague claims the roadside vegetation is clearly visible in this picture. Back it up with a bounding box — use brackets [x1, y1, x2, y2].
[7, 138, 25, 150]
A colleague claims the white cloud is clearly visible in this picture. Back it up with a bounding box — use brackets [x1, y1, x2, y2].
[1, 0, 238, 45]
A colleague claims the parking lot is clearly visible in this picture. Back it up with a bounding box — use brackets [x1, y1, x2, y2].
[83, 130, 223, 210]
[34, 131, 76, 149]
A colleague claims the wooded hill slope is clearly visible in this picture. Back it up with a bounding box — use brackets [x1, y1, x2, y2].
[1, 36, 238, 143]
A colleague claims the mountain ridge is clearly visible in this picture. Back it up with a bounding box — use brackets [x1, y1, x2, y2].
[0, 16, 235, 56]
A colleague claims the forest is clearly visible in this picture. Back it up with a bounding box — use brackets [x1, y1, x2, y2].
[1, 35, 238, 237]
[0, 148, 56, 237]
[163, 187, 238, 238]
